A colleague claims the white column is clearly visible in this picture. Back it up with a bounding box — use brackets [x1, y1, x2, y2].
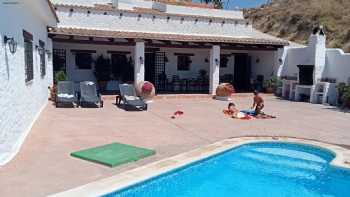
[134, 41, 145, 86]
[209, 45, 220, 94]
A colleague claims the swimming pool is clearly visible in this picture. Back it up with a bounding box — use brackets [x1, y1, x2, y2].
[102, 142, 350, 197]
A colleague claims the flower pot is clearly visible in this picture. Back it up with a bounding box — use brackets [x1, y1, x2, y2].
[98, 81, 108, 92]
[215, 83, 235, 101]
[136, 81, 155, 102]
[48, 85, 57, 101]
[265, 87, 274, 94]
[346, 100, 350, 108]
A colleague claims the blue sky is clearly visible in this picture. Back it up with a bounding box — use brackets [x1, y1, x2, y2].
[194, 0, 269, 9]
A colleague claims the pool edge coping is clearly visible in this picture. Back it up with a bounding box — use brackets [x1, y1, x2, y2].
[48, 137, 350, 197]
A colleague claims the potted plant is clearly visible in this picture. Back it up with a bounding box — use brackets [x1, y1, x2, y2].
[94, 55, 111, 91]
[49, 71, 66, 101]
[136, 81, 155, 103]
[215, 83, 235, 101]
[264, 76, 278, 94]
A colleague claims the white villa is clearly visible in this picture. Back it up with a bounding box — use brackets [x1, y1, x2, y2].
[0, 0, 350, 165]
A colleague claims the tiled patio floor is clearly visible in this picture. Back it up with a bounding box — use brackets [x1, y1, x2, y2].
[0, 94, 349, 197]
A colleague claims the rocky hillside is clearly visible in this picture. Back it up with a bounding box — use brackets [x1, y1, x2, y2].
[244, 0, 350, 52]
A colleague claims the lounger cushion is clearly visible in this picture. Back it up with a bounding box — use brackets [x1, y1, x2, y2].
[57, 93, 74, 99]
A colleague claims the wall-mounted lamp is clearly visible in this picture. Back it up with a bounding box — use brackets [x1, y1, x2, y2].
[215, 58, 219, 65]
[139, 56, 144, 64]
[278, 58, 283, 64]
[4, 35, 17, 54]
[256, 58, 260, 63]
[45, 49, 52, 59]
[35, 45, 45, 55]
[204, 58, 209, 63]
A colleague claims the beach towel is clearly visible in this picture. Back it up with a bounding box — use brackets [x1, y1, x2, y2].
[240, 110, 276, 119]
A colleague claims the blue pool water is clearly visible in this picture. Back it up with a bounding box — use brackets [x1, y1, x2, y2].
[103, 142, 350, 197]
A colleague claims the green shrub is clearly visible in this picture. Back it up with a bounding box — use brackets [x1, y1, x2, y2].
[337, 83, 350, 107]
[54, 71, 66, 83]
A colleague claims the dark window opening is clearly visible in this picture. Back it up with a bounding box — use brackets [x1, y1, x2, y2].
[39, 40, 46, 77]
[177, 55, 191, 71]
[53, 49, 66, 72]
[220, 55, 229, 68]
[75, 52, 92, 69]
[24, 30, 33, 83]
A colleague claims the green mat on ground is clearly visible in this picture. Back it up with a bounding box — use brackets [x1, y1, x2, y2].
[71, 142, 155, 167]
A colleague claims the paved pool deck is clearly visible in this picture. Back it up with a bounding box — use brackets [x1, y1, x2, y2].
[0, 94, 350, 197]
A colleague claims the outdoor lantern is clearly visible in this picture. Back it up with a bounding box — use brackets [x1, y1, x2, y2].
[215, 58, 219, 65]
[4, 35, 17, 54]
[36, 46, 45, 56]
[139, 56, 144, 64]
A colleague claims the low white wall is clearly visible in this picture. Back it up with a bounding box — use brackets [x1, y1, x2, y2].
[0, 2, 54, 165]
[325, 49, 350, 83]
[53, 42, 277, 82]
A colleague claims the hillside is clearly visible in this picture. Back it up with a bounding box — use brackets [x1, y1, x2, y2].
[244, 0, 350, 52]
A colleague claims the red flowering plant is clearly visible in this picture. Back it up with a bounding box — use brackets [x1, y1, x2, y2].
[137, 81, 155, 101]
[142, 81, 154, 94]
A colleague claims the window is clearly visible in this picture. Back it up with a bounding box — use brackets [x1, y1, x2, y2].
[39, 40, 46, 77]
[53, 49, 66, 72]
[23, 30, 33, 83]
[75, 52, 92, 69]
[220, 55, 229, 68]
[177, 55, 191, 71]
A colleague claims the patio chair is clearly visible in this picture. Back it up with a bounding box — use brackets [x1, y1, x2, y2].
[118, 84, 147, 111]
[56, 81, 78, 107]
[79, 81, 103, 108]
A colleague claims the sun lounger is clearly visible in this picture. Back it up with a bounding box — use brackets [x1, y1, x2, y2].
[56, 81, 78, 107]
[118, 84, 147, 111]
[79, 81, 103, 107]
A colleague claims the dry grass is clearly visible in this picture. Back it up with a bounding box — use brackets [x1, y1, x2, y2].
[245, 0, 350, 52]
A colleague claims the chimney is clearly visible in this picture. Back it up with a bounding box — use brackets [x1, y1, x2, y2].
[112, 0, 118, 8]
[308, 25, 326, 84]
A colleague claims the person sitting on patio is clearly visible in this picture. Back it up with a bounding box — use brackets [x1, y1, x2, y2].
[251, 90, 264, 115]
[249, 91, 276, 119]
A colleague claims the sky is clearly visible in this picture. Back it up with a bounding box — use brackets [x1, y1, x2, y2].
[194, 0, 269, 9]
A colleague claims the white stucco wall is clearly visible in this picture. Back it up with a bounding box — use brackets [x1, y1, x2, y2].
[52, 0, 244, 19]
[278, 34, 350, 84]
[325, 49, 350, 83]
[53, 42, 277, 83]
[54, 6, 253, 38]
[0, 1, 55, 165]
